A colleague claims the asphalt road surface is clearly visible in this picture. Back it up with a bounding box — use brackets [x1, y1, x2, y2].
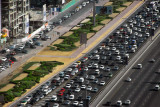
[97, 33, 160, 107]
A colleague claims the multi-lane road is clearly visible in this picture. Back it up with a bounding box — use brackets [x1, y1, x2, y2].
[97, 33, 160, 107]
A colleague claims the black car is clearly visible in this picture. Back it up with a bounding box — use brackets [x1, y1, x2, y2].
[10, 56, 17, 62]
[6, 54, 13, 59]
[41, 37, 47, 41]
[1, 50, 6, 54]
[21, 49, 28, 54]
[30, 45, 36, 49]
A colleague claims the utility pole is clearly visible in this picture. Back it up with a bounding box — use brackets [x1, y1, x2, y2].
[93, 0, 96, 26]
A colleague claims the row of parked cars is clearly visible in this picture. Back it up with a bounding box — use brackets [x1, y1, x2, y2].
[0, 31, 52, 73]
[17, 0, 160, 107]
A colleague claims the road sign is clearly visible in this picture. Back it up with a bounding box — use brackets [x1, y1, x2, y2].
[96, 6, 113, 15]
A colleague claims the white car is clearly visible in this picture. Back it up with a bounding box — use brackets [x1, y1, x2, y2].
[28, 39, 33, 44]
[64, 75, 70, 80]
[99, 81, 105, 86]
[75, 88, 81, 92]
[84, 67, 88, 71]
[1, 57, 7, 61]
[126, 77, 132, 82]
[87, 86, 92, 91]
[82, 2, 86, 7]
[4, 48, 10, 52]
[65, 84, 71, 88]
[73, 101, 79, 105]
[100, 65, 105, 69]
[124, 100, 131, 105]
[116, 100, 122, 106]
[69, 94, 74, 100]
[51, 95, 57, 101]
[79, 101, 83, 106]
[81, 85, 86, 89]
[53, 103, 59, 107]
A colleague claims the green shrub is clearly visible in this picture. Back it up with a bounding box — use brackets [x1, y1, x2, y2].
[4, 91, 14, 102]
[22, 62, 38, 70]
[50, 46, 56, 51]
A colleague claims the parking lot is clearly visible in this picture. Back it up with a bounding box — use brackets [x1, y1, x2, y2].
[15, 0, 160, 107]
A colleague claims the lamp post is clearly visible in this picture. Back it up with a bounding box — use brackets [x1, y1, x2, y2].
[93, 0, 96, 26]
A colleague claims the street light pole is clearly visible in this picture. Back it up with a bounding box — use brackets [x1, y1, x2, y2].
[93, 0, 96, 26]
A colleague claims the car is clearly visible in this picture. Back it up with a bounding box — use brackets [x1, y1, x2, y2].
[126, 77, 132, 82]
[60, 88, 65, 92]
[51, 95, 57, 101]
[105, 67, 111, 72]
[1, 57, 7, 61]
[78, 101, 84, 106]
[89, 75, 95, 80]
[113, 66, 119, 70]
[21, 49, 28, 54]
[108, 72, 113, 78]
[99, 81, 105, 85]
[149, 59, 155, 63]
[87, 86, 92, 91]
[65, 68, 72, 72]
[124, 100, 131, 105]
[93, 78, 99, 83]
[95, 69, 100, 75]
[75, 87, 81, 92]
[53, 103, 59, 107]
[20, 100, 27, 106]
[99, 65, 105, 69]
[81, 85, 86, 89]
[45, 36, 51, 39]
[86, 96, 91, 100]
[69, 94, 74, 100]
[65, 84, 71, 88]
[30, 44, 36, 49]
[92, 88, 98, 92]
[35, 41, 42, 46]
[39, 94, 44, 99]
[69, 80, 74, 84]
[116, 100, 122, 106]
[10, 51, 16, 55]
[105, 101, 111, 106]
[58, 92, 63, 96]
[10, 56, 17, 62]
[73, 101, 79, 105]
[64, 75, 70, 80]
[63, 100, 71, 105]
[18, 45, 25, 49]
[82, 2, 86, 7]
[41, 37, 47, 41]
[155, 84, 160, 91]
[137, 64, 142, 69]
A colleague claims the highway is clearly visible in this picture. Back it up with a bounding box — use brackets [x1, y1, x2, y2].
[97, 33, 160, 107]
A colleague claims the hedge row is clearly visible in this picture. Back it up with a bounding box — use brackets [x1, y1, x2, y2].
[0, 61, 64, 103]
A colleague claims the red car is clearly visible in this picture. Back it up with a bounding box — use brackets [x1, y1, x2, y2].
[10, 51, 16, 55]
[58, 92, 63, 96]
[60, 88, 65, 92]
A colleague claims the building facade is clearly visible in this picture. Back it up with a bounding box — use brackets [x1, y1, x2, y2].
[1, 0, 30, 42]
